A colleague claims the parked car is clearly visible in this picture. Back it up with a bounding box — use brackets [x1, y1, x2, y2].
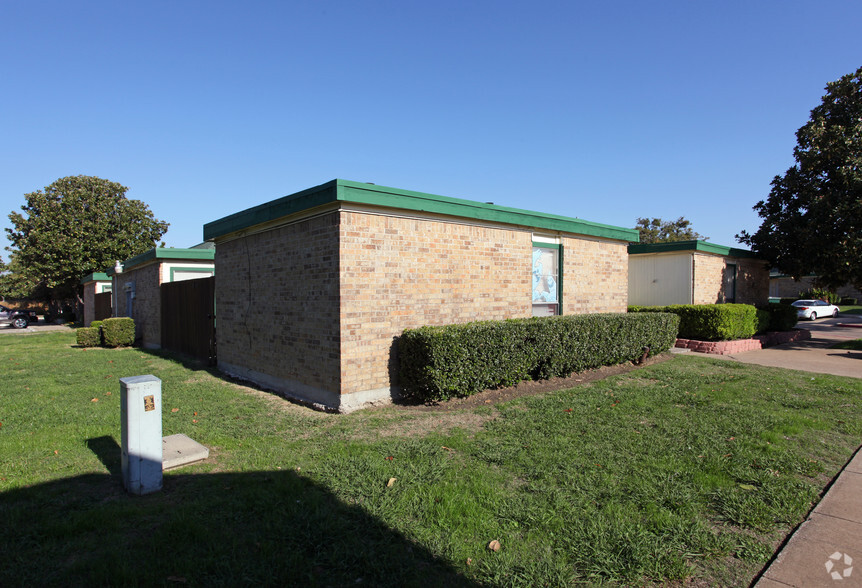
[0, 305, 39, 329]
[791, 299, 840, 321]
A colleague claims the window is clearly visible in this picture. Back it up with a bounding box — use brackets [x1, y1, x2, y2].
[532, 245, 561, 316]
[723, 263, 737, 303]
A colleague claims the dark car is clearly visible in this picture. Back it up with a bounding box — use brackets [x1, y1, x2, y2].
[0, 305, 39, 328]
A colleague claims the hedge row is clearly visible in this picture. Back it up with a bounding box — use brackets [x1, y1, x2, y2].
[76, 327, 101, 347]
[76, 317, 136, 348]
[758, 304, 799, 332]
[629, 303, 797, 341]
[398, 312, 680, 402]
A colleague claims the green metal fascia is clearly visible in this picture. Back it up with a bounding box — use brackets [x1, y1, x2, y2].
[203, 180, 340, 241]
[203, 179, 639, 242]
[627, 240, 758, 258]
[80, 271, 111, 284]
[120, 248, 216, 272]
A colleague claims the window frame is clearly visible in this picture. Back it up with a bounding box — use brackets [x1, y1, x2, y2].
[531, 241, 563, 316]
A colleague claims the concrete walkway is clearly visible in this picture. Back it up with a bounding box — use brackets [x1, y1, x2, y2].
[0, 322, 73, 335]
[710, 314, 862, 379]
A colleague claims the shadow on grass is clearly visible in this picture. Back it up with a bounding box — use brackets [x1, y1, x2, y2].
[86, 435, 123, 477]
[1, 464, 480, 587]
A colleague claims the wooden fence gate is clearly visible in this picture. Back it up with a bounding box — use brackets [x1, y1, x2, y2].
[160, 277, 215, 363]
[94, 292, 112, 322]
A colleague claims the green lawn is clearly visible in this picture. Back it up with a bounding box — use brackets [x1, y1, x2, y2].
[839, 304, 862, 315]
[2, 330, 861, 586]
[832, 339, 862, 351]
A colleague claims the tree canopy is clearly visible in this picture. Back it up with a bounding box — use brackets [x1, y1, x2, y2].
[634, 217, 705, 244]
[0, 253, 44, 301]
[738, 66, 862, 290]
[5, 176, 169, 303]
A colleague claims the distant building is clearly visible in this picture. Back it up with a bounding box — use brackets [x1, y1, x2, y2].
[628, 240, 768, 306]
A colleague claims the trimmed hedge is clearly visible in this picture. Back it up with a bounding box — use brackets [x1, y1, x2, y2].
[629, 303, 758, 341]
[101, 317, 135, 348]
[398, 312, 679, 402]
[629, 303, 799, 340]
[755, 308, 771, 334]
[76, 327, 101, 348]
[759, 304, 799, 332]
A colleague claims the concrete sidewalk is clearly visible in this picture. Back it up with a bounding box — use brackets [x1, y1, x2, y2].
[755, 448, 862, 587]
[709, 314, 862, 379]
[0, 322, 73, 335]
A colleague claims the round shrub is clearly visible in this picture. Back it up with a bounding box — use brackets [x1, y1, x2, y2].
[76, 327, 101, 348]
[101, 317, 135, 347]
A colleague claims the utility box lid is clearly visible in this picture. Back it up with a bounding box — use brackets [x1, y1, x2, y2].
[162, 434, 209, 471]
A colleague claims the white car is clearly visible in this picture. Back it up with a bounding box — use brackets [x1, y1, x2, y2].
[791, 299, 840, 321]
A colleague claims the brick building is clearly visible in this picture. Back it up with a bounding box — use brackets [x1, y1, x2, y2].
[109, 246, 215, 348]
[628, 240, 769, 307]
[204, 179, 638, 412]
[80, 272, 112, 326]
[768, 274, 862, 302]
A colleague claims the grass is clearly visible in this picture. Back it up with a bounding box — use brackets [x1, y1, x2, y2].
[832, 339, 862, 351]
[839, 304, 862, 315]
[2, 330, 862, 586]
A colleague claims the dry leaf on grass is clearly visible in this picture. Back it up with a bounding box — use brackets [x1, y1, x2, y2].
[386, 477, 397, 488]
[488, 540, 501, 552]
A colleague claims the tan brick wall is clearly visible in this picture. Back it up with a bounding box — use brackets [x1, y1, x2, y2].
[338, 211, 533, 396]
[770, 277, 862, 301]
[562, 237, 628, 314]
[82, 282, 97, 326]
[734, 258, 769, 304]
[215, 214, 342, 396]
[83, 281, 111, 326]
[338, 211, 631, 397]
[692, 253, 768, 305]
[214, 208, 631, 408]
[114, 263, 162, 347]
[771, 276, 815, 299]
[692, 254, 725, 304]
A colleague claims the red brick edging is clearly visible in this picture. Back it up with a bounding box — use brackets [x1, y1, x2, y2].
[675, 329, 811, 355]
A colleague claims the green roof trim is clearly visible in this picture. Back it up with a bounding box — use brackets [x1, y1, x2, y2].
[108, 247, 216, 275]
[80, 272, 111, 284]
[203, 179, 639, 242]
[628, 240, 758, 258]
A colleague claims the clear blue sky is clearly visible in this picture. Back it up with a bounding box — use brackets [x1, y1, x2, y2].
[2, 0, 860, 256]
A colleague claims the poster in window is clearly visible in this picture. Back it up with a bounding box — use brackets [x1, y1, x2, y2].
[532, 247, 559, 315]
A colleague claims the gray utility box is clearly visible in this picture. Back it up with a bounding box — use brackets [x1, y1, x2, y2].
[120, 375, 163, 495]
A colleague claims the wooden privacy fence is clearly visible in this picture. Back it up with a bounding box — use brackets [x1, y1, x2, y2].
[160, 277, 215, 363]
[94, 292, 112, 322]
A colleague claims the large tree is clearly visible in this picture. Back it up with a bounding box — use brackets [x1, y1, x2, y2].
[738, 66, 862, 290]
[5, 175, 169, 306]
[634, 216, 704, 244]
[0, 253, 44, 301]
